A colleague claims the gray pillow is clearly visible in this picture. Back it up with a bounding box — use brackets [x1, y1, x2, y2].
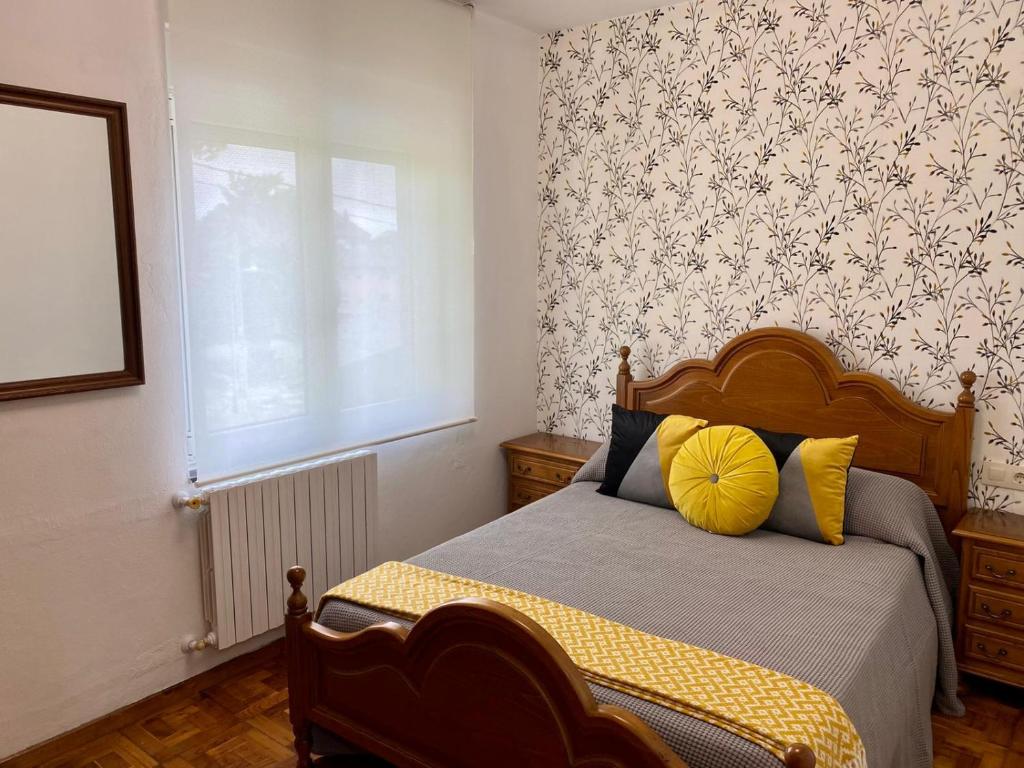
[572, 439, 609, 483]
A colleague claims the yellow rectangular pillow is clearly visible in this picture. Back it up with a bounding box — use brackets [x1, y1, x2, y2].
[752, 428, 859, 545]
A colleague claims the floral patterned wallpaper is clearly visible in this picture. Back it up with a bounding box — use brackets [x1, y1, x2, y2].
[536, 0, 1024, 511]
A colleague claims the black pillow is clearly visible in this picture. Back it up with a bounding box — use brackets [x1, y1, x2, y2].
[598, 405, 667, 498]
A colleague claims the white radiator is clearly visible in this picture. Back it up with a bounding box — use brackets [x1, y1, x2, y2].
[194, 451, 377, 649]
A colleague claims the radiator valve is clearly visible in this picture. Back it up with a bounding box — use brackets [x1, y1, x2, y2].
[173, 491, 209, 514]
[181, 631, 217, 653]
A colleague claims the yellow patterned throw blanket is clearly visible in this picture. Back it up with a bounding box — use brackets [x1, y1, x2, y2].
[320, 561, 867, 768]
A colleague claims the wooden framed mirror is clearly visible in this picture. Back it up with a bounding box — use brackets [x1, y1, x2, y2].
[0, 82, 143, 401]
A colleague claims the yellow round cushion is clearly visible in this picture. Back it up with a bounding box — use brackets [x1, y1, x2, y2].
[669, 425, 779, 536]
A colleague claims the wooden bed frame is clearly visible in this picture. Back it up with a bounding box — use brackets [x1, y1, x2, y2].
[285, 327, 976, 768]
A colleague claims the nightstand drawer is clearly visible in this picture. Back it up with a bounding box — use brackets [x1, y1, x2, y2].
[509, 454, 576, 487]
[501, 432, 601, 515]
[964, 626, 1024, 672]
[955, 510, 1024, 689]
[967, 585, 1024, 631]
[972, 546, 1024, 590]
[509, 478, 558, 511]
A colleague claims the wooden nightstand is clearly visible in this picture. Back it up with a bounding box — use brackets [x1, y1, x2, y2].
[954, 509, 1024, 687]
[500, 432, 602, 514]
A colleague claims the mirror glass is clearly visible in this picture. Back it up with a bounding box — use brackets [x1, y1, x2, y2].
[0, 83, 142, 401]
[0, 103, 125, 382]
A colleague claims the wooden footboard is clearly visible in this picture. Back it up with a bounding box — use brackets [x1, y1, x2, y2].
[285, 567, 816, 768]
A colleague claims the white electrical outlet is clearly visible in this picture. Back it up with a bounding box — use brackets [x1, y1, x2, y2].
[982, 461, 1024, 491]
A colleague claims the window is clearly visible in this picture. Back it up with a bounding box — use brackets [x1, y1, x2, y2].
[167, 0, 473, 481]
[188, 133, 306, 436]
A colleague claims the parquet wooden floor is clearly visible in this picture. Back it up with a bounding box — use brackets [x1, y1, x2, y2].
[4, 641, 1024, 767]
[934, 677, 1024, 768]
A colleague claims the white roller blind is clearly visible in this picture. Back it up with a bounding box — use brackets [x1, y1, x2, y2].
[167, 0, 474, 481]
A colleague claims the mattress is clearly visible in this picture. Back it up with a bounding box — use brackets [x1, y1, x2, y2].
[316, 469, 961, 768]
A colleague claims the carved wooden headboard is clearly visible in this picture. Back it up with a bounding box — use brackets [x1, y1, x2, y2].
[616, 328, 976, 538]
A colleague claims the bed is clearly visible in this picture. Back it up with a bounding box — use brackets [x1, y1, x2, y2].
[284, 327, 977, 768]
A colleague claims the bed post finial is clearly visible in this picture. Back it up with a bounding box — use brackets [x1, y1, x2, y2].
[783, 743, 816, 768]
[287, 566, 308, 617]
[958, 370, 977, 408]
[949, 369, 977, 536]
[616, 346, 633, 408]
[285, 565, 312, 767]
[618, 346, 631, 375]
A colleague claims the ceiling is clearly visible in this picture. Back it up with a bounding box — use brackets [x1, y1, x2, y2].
[471, 0, 668, 33]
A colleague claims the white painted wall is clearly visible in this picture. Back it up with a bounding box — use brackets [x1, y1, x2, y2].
[0, 2, 538, 758]
[373, 10, 540, 561]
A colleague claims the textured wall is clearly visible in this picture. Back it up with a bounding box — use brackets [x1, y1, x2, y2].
[537, 0, 1024, 511]
[0, 4, 538, 757]
[0, 1, 260, 757]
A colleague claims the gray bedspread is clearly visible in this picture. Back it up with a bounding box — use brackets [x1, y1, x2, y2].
[318, 469, 961, 768]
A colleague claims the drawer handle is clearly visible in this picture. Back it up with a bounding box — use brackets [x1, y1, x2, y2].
[975, 642, 1009, 660]
[518, 463, 533, 475]
[555, 471, 569, 483]
[981, 603, 1013, 621]
[985, 564, 1018, 580]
